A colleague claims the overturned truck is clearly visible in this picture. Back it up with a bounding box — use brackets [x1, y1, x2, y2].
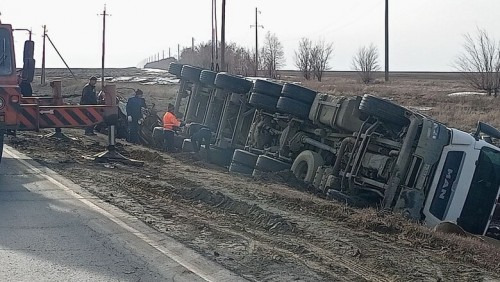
[169, 63, 500, 240]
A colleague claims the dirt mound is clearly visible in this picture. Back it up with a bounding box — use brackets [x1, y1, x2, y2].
[182, 187, 297, 234]
[119, 148, 166, 164]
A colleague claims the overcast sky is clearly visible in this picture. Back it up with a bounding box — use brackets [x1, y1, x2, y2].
[2, 0, 500, 71]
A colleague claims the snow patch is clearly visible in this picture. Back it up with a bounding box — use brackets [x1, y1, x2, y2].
[448, 91, 487, 97]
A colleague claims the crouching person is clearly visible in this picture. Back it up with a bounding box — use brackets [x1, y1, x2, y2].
[162, 103, 183, 152]
[186, 122, 212, 158]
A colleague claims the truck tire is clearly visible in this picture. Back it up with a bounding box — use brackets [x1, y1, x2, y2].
[210, 147, 233, 167]
[0, 130, 4, 164]
[229, 162, 254, 175]
[181, 65, 203, 82]
[23, 40, 35, 59]
[168, 62, 183, 77]
[359, 94, 410, 126]
[215, 73, 253, 94]
[252, 79, 283, 98]
[281, 83, 317, 104]
[249, 93, 279, 112]
[200, 70, 217, 86]
[291, 150, 324, 184]
[232, 149, 259, 167]
[254, 155, 291, 173]
[276, 97, 311, 119]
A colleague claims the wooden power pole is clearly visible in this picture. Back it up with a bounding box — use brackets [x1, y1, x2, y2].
[220, 0, 226, 71]
[251, 7, 264, 77]
[385, 0, 389, 82]
[100, 5, 110, 89]
[41, 25, 47, 84]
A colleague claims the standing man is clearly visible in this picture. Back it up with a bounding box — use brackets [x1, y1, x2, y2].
[186, 122, 212, 157]
[80, 76, 98, 136]
[162, 103, 183, 152]
[126, 89, 147, 144]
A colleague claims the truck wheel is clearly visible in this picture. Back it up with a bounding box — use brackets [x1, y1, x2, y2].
[0, 130, 4, 164]
[229, 162, 254, 175]
[215, 73, 253, 94]
[232, 149, 259, 167]
[181, 65, 203, 82]
[281, 83, 317, 104]
[359, 94, 410, 126]
[254, 155, 291, 172]
[276, 97, 311, 119]
[291, 150, 324, 183]
[200, 70, 217, 86]
[168, 62, 183, 77]
[249, 93, 279, 112]
[210, 147, 233, 167]
[252, 79, 283, 98]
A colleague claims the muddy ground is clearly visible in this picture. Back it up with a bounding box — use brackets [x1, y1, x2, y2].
[7, 69, 500, 281]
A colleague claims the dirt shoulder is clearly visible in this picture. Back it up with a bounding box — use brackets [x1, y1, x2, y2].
[6, 129, 500, 282]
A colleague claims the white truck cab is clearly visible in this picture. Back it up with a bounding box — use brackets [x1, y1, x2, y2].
[423, 129, 500, 236]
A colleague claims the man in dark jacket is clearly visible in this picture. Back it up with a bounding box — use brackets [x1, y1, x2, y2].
[126, 89, 147, 143]
[80, 76, 98, 135]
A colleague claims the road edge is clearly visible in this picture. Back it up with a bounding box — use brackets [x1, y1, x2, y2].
[3, 145, 248, 282]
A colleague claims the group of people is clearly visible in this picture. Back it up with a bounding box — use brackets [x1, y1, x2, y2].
[80, 76, 211, 154]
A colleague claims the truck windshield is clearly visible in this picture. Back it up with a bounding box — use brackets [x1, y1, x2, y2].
[0, 28, 13, 76]
[458, 147, 500, 234]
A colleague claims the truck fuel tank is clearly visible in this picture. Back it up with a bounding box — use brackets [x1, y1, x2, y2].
[309, 94, 365, 132]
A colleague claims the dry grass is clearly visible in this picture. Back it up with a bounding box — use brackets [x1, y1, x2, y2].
[345, 207, 500, 271]
[296, 72, 500, 132]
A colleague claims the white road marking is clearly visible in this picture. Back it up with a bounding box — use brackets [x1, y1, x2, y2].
[3, 145, 246, 282]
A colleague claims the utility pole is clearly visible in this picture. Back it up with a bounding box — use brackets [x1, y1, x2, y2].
[221, 0, 226, 71]
[100, 5, 110, 89]
[177, 44, 180, 61]
[169, 47, 171, 58]
[41, 25, 47, 84]
[385, 0, 389, 82]
[250, 7, 264, 77]
[192, 37, 195, 65]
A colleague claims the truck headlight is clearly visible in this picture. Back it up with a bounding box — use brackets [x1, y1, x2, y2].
[0, 97, 5, 110]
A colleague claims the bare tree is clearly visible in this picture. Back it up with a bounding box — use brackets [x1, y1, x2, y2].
[352, 44, 381, 84]
[294, 38, 313, 80]
[179, 41, 255, 75]
[455, 29, 500, 97]
[310, 40, 334, 82]
[261, 31, 285, 78]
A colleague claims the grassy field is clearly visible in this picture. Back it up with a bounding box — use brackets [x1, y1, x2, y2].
[295, 71, 500, 133]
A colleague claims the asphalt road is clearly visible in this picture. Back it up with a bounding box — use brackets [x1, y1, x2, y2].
[0, 146, 243, 282]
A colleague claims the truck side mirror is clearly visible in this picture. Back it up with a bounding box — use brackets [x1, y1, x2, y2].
[474, 121, 500, 140]
[23, 40, 35, 60]
[21, 40, 35, 83]
[21, 58, 35, 83]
